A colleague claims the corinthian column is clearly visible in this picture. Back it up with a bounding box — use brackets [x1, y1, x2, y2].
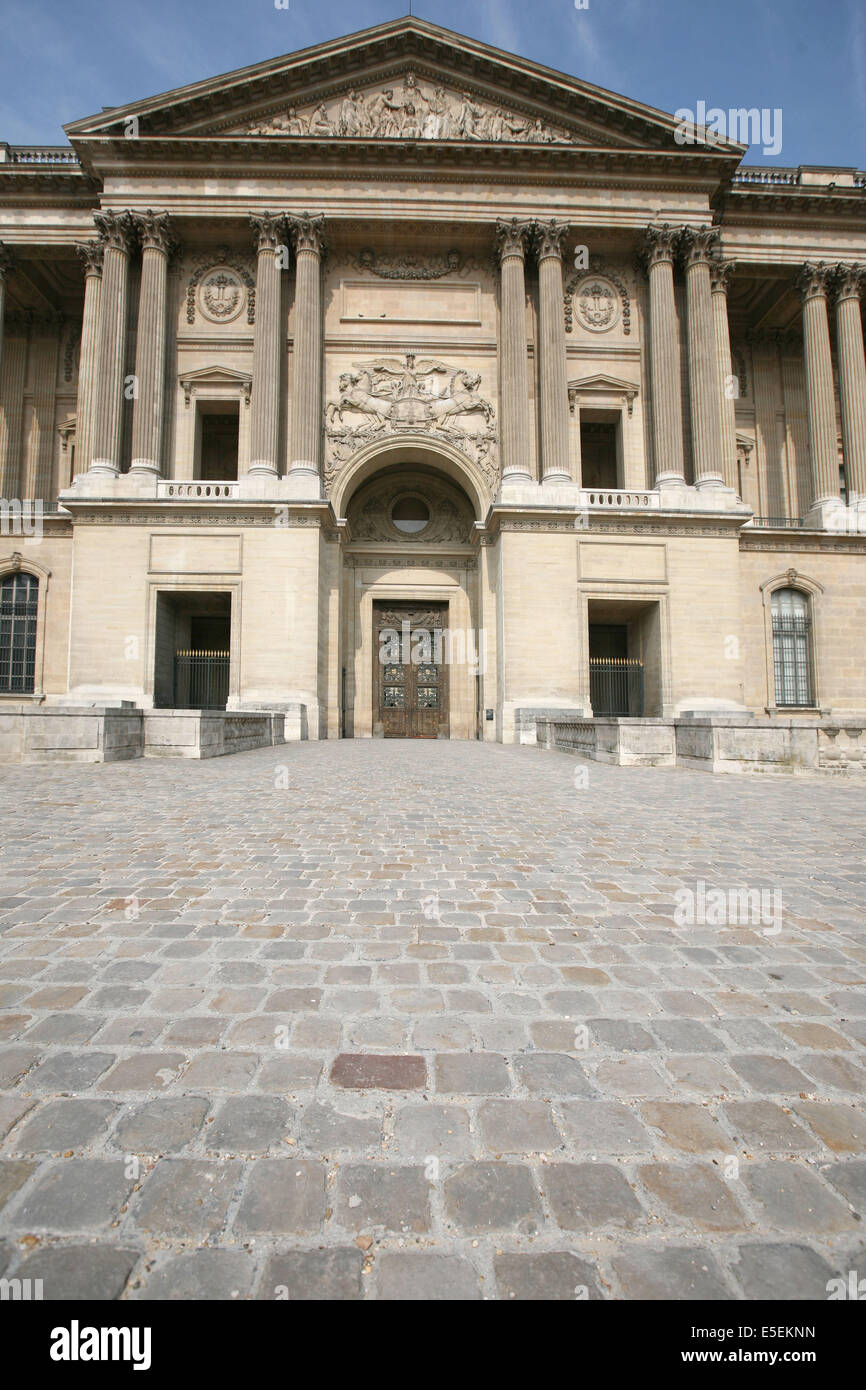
[0, 242, 11, 386]
[130, 211, 175, 475]
[248, 212, 287, 476]
[533, 219, 571, 484]
[641, 225, 685, 486]
[288, 213, 325, 490]
[73, 240, 103, 484]
[681, 227, 724, 486]
[496, 219, 533, 482]
[833, 263, 866, 502]
[90, 211, 135, 474]
[797, 262, 839, 507]
[709, 258, 739, 491]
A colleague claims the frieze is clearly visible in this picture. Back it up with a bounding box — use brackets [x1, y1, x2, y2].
[350, 248, 483, 281]
[346, 554, 477, 570]
[565, 257, 631, 335]
[238, 73, 572, 145]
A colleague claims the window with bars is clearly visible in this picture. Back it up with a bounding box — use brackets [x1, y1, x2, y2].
[0, 573, 39, 694]
[771, 587, 813, 707]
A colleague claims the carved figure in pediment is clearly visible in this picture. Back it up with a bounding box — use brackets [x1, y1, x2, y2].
[456, 92, 484, 139]
[327, 370, 395, 427]
[338, 92, 364, 137]
[426, 369, 496, 428]
[310, 103, 334, 136]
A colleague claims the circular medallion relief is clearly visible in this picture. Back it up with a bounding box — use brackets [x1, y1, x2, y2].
[575, 275, 620, 333]
[198, 267, 245, 325]
[391, 495, 430, 535]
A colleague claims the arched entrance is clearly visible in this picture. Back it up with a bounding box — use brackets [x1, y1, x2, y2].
[336, 443, 488, 740]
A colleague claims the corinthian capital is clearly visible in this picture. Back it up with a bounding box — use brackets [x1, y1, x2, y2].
[709, 257, 736, 294]
[288, 213, 326, 256]
[496, 217, 533, 261]
[93, 209, 136, 253]
[133, 209, 177, 256]
[75, 240, 104, 277]
[532, 218, 568, 262]
[249, 211, 288, 253]
[0, 241, 12, 281]
[797, 261, 834, 302]
[679, 225, 721, 269]
[639, 224, 679, 270]
[833, 262, 865, 303]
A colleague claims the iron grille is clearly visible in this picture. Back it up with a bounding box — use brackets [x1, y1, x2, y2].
[772, 613, 812, 707]
[173, 649, 230, 710]
[0, 572, 38, 693]
[589, 657, 645, 717]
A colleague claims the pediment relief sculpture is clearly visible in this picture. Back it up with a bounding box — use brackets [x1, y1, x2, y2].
[324, 353, 498, 493]
[239, 73, 571, 144]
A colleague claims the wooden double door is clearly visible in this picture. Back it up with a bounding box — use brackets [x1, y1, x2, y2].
[374, 602, 449, 738]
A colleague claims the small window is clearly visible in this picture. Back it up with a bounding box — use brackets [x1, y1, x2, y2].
[391, 496, 430, 534]
[772, 588, 813, 707]
[0, 572, 38, 694]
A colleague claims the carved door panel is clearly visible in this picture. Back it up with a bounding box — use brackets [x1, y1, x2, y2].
[374, 602, 449, 739]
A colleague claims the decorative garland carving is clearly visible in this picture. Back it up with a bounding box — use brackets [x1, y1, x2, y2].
[186, 247, 256, 325]
[351, 248, 479, 280]
[565, 256, 631, 334]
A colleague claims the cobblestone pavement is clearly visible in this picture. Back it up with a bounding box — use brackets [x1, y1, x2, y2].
[0, 740, 864, 1301]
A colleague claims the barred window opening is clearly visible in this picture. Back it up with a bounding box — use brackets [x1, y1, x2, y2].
[0, 573, 39, 694]
[771, 587, 812, 707]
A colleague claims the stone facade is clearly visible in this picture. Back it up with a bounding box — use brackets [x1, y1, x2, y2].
[0, 18, 864, 749]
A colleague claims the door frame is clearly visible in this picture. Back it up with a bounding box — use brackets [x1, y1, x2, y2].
[373, 600, 450, 738]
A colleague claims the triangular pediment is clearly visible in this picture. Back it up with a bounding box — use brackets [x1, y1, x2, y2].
[64, 17, 744, 159]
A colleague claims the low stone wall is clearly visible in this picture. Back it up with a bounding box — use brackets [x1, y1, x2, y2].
[538, 714, 866, 776]
[0, 705, 305, 763]
[143, 710, 287, 760]
[0, 705, 144, 763]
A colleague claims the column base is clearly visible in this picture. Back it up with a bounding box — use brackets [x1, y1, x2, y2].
[88, 461, 120, 477]
[542, 471, 573, 486]
[655, 471, 688, 489]
[694, 471, 726, 489]
[286, 463, 323, 500]
[247, 461, 279, 477]
[129, 460, 160, 476]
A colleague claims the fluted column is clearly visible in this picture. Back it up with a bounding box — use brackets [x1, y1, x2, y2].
[496, 219, 533, 482]
[709, 257, 739, 492]
[641, 225, 685, 486]
[680, 227, 724, 487]
[73, 240, 104, 484]
[833, 263, 866, 502]
[90, 211, 135, 474]
[248, 212, 287, 476]
[533, 219, 571, 484]
[288, 213, 325, 486]
[0, 243, 10, 387]
[798, 263, 839, 507]
[130, 211, 174, 475]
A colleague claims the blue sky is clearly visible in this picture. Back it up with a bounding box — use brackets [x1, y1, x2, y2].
[0, 0, 863, 167]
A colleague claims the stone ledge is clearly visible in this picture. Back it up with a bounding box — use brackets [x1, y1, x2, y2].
[0, 706, 307, 763]
[537, 714, 866, 775]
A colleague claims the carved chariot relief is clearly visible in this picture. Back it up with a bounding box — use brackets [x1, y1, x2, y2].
[324, 353, 498, 493]
[238, 72, 571, 144]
